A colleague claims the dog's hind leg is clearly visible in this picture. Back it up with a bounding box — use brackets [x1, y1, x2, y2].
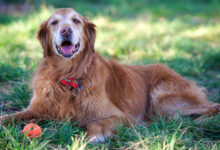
[150, 81, 220, 117]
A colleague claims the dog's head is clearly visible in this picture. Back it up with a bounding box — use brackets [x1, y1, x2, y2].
[37, 8, 96, 59]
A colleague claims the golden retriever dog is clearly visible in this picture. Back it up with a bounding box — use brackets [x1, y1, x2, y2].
[1, 8, 220, 143]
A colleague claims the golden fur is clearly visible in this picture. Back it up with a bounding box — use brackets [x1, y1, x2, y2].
[1, 8, 219, 143]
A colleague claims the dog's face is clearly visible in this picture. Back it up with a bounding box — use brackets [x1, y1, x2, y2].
[37, 8, 96, 59]
[49, 9, 83, 58]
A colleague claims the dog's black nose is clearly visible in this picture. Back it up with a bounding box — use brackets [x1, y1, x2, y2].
[60, 27, 72, 39]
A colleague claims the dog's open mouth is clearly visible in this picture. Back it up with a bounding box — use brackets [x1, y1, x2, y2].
[56, 41, 80, 58]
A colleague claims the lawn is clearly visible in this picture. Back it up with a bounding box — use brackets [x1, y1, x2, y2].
[0, 0, 220, 149]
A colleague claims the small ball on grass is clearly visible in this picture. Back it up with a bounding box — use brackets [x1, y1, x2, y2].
[22, 123, 42, 138]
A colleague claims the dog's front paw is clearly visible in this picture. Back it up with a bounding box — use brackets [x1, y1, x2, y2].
[216, 104, 220, 112]
[0, 115, 9, 125]
[0, 116, 4, 125]
[209, 103, 220, 115]
[87, 134, 106, 144]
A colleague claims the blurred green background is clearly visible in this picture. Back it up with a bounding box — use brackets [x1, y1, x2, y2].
[0, 0, 220, 149]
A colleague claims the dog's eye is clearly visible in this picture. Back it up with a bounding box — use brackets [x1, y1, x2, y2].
[73, 18, 80, 24]
[51, 20, 58, 25]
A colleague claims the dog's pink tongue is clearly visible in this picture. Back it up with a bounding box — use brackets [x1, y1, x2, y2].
[61, 45, 74, 54]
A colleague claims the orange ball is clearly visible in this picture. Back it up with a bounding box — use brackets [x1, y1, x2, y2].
[22, 123, 42, 138]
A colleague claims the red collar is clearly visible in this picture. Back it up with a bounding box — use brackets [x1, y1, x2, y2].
[60, 77, 82, 92]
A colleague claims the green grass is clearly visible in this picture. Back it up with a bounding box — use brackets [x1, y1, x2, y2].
[0, 0, 220, 149]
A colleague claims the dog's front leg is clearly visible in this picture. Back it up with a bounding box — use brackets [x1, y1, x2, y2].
[87, 116, 130, 143]
[0, 109, 40, 125]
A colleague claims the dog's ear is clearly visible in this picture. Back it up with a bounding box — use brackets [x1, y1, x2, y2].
[84, 18, 96, 53]
[37, 21, 50, 57]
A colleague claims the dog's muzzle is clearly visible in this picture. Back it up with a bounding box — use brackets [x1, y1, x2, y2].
[56, 40, 80, 58]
